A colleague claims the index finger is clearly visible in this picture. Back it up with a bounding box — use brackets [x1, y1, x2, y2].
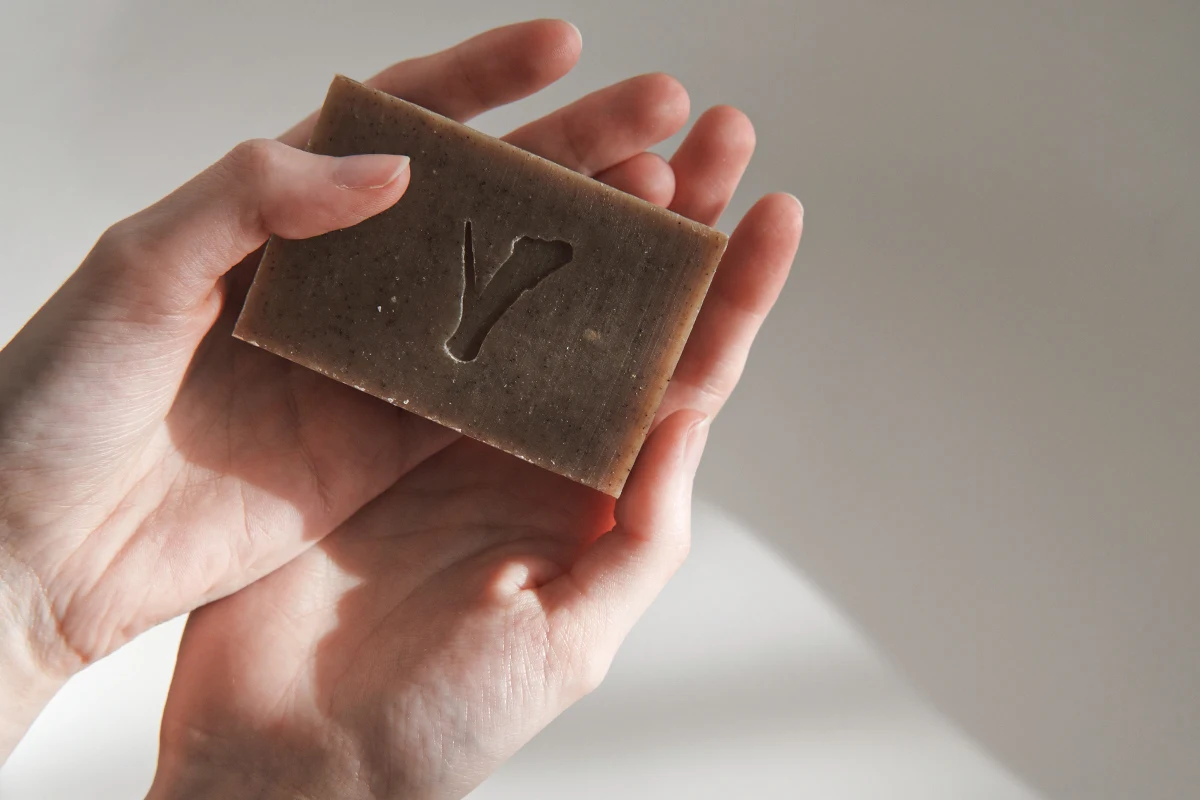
[278, 19, 582, 148]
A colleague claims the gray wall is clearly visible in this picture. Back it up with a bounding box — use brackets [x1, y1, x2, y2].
[1, 2, 1197, 799]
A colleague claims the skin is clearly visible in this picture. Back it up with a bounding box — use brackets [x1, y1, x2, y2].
[0, 19, 803, 799]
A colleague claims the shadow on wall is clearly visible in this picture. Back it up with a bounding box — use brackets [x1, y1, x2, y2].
[695, 2, 1200, 794]
[512, 656, 908, 761]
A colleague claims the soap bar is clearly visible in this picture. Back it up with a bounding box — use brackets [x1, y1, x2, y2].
[234, 76, 727, 496]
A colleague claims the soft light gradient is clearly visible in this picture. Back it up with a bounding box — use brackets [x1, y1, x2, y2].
[2, 2, 1196, 799]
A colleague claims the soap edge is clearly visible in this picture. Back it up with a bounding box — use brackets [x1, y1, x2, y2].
[327, 74, 729, 249]
[597, 233, 730, 496]
[232, 75, 351, 344]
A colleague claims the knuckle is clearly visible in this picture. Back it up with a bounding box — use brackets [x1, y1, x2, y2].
[224, 138, 278, 184]
[668, 535, 692, 570]
[92, 217, 151, 268]
[550, 617, 613, 698]
[452, 46, 487, 111]
[560, 114, 594, 174]
[221, 138, 281, 238]
[576, 652, 613, 696]
[85, 220, 176, 317]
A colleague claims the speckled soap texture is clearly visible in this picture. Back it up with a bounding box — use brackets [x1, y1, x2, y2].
[234, 76, 728, 496]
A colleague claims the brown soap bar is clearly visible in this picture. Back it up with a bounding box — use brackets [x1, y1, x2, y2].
[234, 76, 727, 496]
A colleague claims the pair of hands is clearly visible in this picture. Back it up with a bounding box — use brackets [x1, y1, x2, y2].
[0, 19, 802, 800]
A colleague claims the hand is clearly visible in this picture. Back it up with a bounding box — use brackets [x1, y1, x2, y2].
[0, 19, 620, 756]
[146, 25, 804, 800]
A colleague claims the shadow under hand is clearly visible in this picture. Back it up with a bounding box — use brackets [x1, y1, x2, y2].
[162, 254, 461, 605]
[299, 436, 613, 796]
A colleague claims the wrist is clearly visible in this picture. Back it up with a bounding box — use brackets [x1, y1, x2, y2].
[0, 539, 71, 763]
[149, 730, 368, 800]
[146, 761, 316, 800]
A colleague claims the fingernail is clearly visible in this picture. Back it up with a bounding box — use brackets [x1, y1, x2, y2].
[565, 20, 583, 44]
[783, 192, 805, 217]
[334, 154, 410, 189]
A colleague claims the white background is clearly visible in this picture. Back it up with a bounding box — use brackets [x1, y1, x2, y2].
[2, 1, 1197, 798]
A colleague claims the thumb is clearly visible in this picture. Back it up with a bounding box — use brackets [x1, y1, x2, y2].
[0, 138, 408, 456]
[85, 138, 409, 327]
[553, 409, 710, 675]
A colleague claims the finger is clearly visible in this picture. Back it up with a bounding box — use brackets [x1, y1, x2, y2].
[503, 73, 690, 176]
[657, 193, 804, 422]
[668, 105, 756, 225]
[279, 19, 582, 147]
[593, 151, 676, 206]
[89, 139, 409, 322]
[549, 409, 709, 648]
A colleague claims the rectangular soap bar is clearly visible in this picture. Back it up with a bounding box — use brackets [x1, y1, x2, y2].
[234, 76, 727, 496]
